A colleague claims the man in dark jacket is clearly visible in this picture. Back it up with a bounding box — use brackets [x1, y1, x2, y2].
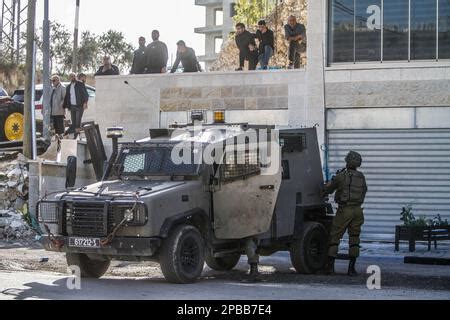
[256, 20, 274, 70]
[235, 23, 256, 71]
[64, 73, 89, 139]
[284, 15, 306, 69]
[130, 36, 147, 74]
[170, 41, 202, 73]
[145, 30, 168, 74]
[95, 56, 120, 76]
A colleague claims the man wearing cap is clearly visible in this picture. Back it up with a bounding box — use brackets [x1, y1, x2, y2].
[323, 151, 368, 276]
[170, 41, 202, 73]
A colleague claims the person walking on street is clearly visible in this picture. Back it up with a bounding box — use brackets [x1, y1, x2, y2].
[49, 75, 66, 135]
[170, 41, 202, 73]
[145, 30, 168, 74]
[323, 151, 368, 276]
[284, 15, 306, 69]
[235, 23, 256, 71]
[64, 73, 89, 139]
[256, 20, 274, 70]
[131, 36, 147, 74]
[95, 56, 120, 76]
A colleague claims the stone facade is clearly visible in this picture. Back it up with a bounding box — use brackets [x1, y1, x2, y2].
[326, 66, 450, 109]
[160, 85, 289, 112]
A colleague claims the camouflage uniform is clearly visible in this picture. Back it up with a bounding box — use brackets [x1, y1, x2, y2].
[324, 151, 367, 275]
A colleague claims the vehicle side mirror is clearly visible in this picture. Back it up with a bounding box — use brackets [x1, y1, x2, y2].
[66, 156, 77, 189]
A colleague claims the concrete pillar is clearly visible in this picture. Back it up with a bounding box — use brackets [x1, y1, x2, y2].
[290, 0, 326, 169]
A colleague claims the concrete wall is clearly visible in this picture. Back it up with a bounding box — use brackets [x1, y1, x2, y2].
[325, 64, 450, 130]
[325, 64, 450, 109]
[94, 70, 314, 143]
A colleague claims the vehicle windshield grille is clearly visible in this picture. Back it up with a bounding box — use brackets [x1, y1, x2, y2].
[119, 145, 199, 176]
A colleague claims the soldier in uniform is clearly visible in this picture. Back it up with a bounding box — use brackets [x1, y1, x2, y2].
[323, 151, 368, 276]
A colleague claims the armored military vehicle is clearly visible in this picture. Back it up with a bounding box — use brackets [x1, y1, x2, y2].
[38, 115, 333, 283]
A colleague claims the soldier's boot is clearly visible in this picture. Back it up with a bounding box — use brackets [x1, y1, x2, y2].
[347, 258, 358, 277]
[323, 256, 335, 275]
[242, 238, 261, 283]
[249, 263, 260, 281]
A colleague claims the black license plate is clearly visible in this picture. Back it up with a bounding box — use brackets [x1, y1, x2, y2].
[69, 237, 101, 248]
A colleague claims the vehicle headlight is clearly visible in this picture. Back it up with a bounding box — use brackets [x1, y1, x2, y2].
[119, 203, 148, 226]
[37, 201, 60, 224]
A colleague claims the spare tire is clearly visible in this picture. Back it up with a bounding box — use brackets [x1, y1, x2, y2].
[1, 102, 24, 142]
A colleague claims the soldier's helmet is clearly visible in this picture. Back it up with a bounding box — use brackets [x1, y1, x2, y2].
[345, 151, 362, 168]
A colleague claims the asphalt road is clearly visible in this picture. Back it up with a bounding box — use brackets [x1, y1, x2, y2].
[1, 253, 449, 300]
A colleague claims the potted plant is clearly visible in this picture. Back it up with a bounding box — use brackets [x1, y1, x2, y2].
[395, 205, 450, 252]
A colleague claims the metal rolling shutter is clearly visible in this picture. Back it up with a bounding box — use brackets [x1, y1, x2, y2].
[328, 129, 450, 241]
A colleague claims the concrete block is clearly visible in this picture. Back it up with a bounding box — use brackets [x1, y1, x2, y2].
[268, 85, 289, 97]
[232, 86, 253, 97]
[211, 99, 225, 110]
[224, 98, 245, 110]
[202, 87, 221, 98]
[190, 99, 212, 110]
[160, 99, 191, 112]
[252, 86, 268, 97]
[257, 97, 278, 110]
[160, 88, 183, 99]
[221, 87, 233, 98]
[245, 98, 258, 110]
[182, 87, 202, 99]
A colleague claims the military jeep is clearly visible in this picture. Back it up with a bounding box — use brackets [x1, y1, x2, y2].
[38, 121, 333, 283]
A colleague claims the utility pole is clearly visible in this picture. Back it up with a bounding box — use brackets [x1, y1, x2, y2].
[42, 0, 51, 141]
[23, 0, 36, 159]
[72, 0, 80, 72]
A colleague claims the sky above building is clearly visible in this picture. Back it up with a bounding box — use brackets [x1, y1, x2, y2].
[35, 0, 206, 65]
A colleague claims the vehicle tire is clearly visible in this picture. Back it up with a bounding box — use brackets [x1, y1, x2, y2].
[205, 250, 240, 271]
[290, 222, 328, 274]
[3, 103, 24, 142]
[159, 225, 205, 284]
[66, 253, 111, 279]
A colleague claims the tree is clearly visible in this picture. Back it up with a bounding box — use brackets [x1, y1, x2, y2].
[36, 22, 72, 74]
[233, 0, 274, 27]
[77, 31, 100, 73]
[98, 30, 134, 72]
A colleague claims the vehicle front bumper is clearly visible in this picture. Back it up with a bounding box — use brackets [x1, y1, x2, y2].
[41, 235, 162, 257]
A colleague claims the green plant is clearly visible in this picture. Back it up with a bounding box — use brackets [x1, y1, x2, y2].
[400, 205, 449, 228]
[400, 205, 415, 226]
[430, 214, 449, 228]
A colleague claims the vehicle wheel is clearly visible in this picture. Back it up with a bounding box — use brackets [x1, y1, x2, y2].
[4, 104, 24, 142]
[290, 222, 328, 274]
[66, 253, 111, 279]
[205, 250, 240, 271]
[159, 225, 205, 284]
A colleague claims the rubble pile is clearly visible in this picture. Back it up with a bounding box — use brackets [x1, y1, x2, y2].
[210, 0, 307, 72]
[0, 152, 35, 241]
